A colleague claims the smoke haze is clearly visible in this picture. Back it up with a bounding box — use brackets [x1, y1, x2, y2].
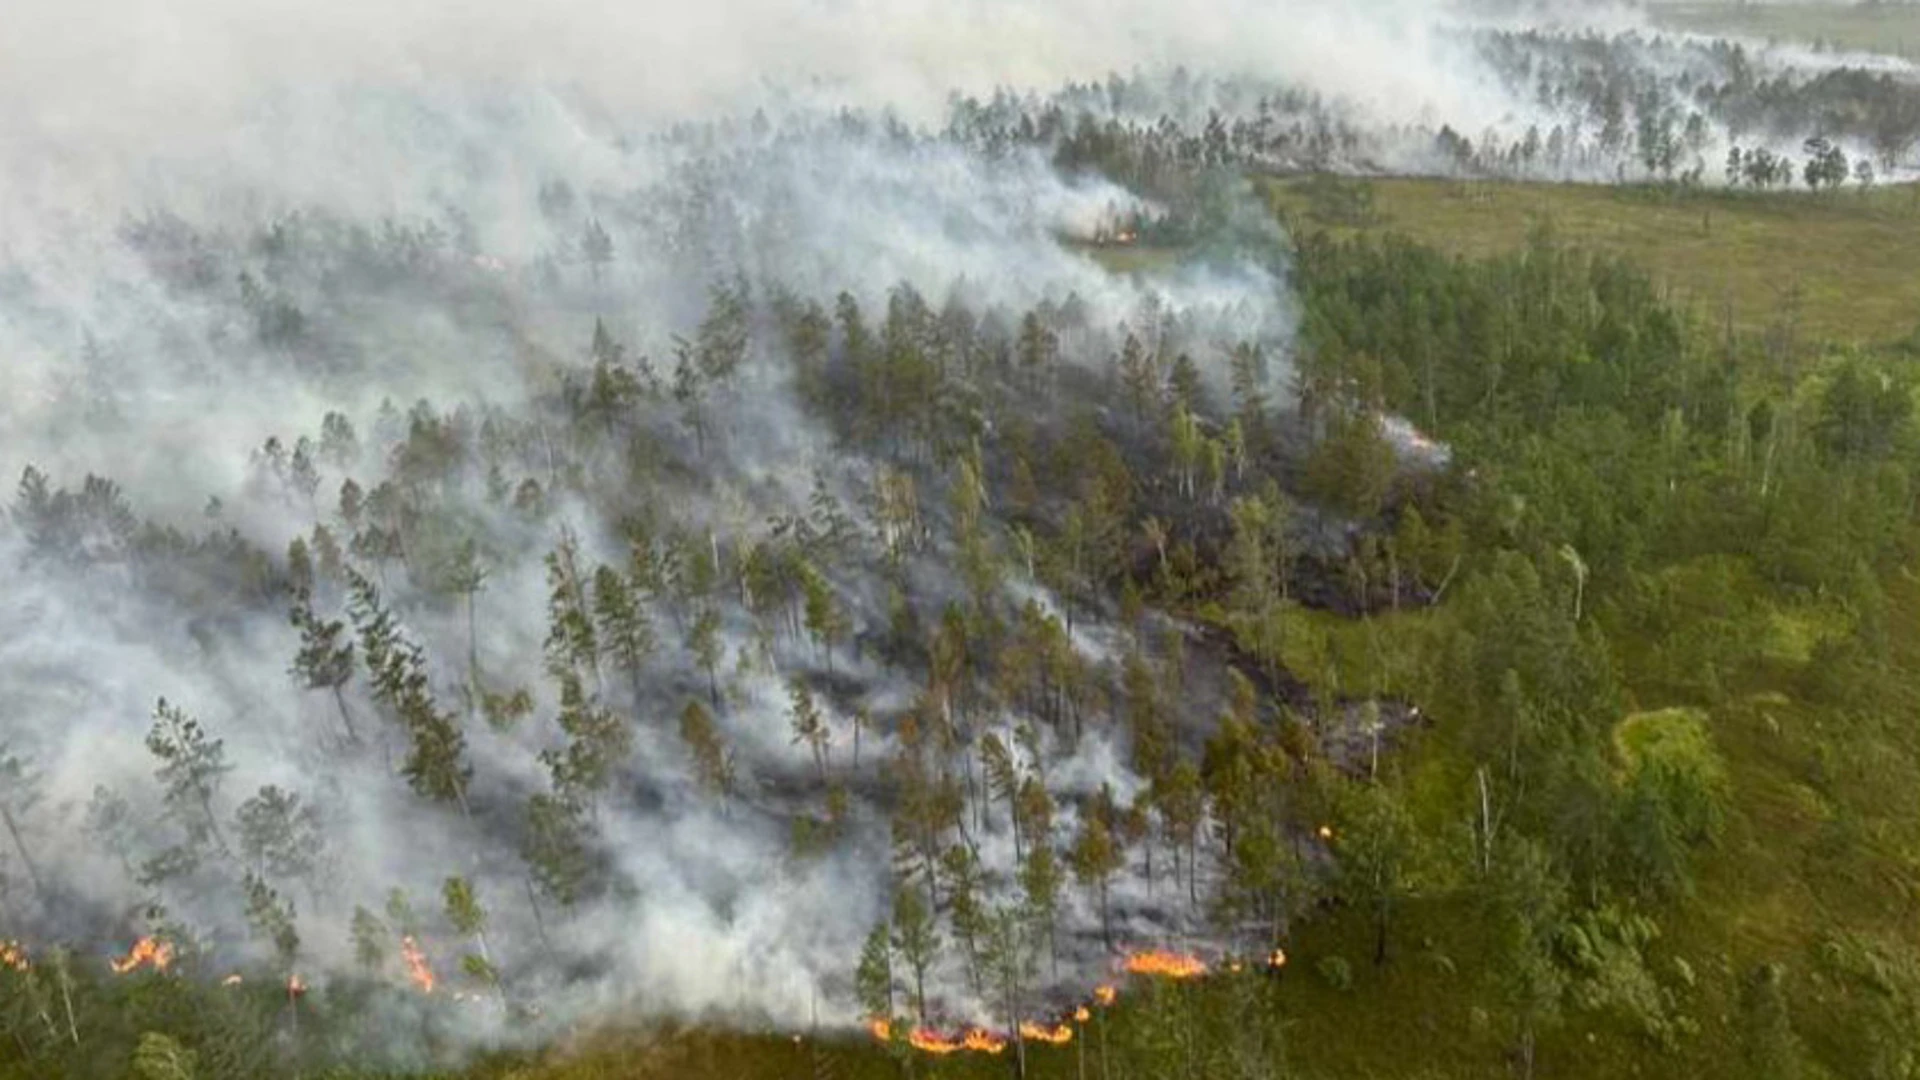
[4, 0, 1918, 1065]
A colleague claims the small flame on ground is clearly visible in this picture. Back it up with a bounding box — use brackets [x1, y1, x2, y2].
[1020, 1021, 1073, 1045]
[222, 973, 244, 987]
[1268, 948, 1289, 968]
[908, 1029, 964, 1055]
[288, 973, 307, 996]
[0, 941, 28, 972]
[1093, 984, 1118, 1006]
[1123, 949, 1208, 980]
[869, 1020, 1008, 1056]
[963, 1028, 1007, 1054]
[399, 935, 435, 994]
[1073, 1006, 1091, 1023]
[1317, 824, 1335, 840]
[111, 937, 174, 975]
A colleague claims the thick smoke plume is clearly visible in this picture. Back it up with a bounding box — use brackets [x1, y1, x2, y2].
[2, 0, 1916, 1066]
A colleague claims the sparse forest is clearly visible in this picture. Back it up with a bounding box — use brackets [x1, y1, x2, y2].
[8, 3, 1920, 1080]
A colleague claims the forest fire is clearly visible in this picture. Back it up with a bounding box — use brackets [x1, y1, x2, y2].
[0, 940, 27, 971]
[111, 937, 174, 975]
[1020, 1020, 1074, 1045]
[1073, 1006, 1091, 1023]
[1267, 948, 1288, 969]
[1093, 984, 1117, 1006]
[867, 1020, 1008, 1056]
[909, 1029, 966, 1055]
[399, 935, 435, 993]
[963, 1028, 1007, 1054]
[1123, 949, 1208, 979]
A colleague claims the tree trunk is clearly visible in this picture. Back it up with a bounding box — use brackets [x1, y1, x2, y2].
[522, 876, 556, 960]
[332, 685, 360, 745]
[0, 804, 44, 898]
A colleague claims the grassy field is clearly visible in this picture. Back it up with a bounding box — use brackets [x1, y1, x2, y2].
[1653, 0, 1920, 60]
[1264, 176, 1920, 346]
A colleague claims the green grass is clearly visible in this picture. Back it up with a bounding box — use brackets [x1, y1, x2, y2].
[1653, 0, 1920, 61]
[1265, 176, 1920, 345]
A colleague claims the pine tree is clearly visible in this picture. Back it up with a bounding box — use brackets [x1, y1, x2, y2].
[242, 873, 301, 975]
[679, 699, 735, 802]
[443, 539, 488, 689]
[544, 529, 599, 682]
[687, 607, 724, 708]
[854, 919, 895, 1021]
[592, 564, 655, 704]
[146, 698, 232, 855]
[798, 562, 848, 673]
[541, 669, 631, 806]
[1069, 809, 1123, 949]
[787, 678, 830, 780]
[523, 793, 593, 907]
[890, 881, 940, 1023]
[442, 876, 501, 996]
[288, 588, 357, 743]
[235, 785, 323, 886]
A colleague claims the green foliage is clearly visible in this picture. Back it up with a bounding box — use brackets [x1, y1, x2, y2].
[1613, 709, 1731, 897]
[1315, 956, 1352, 992]
[145, 698, 232, 854]
[131, 1033, 199, 1080]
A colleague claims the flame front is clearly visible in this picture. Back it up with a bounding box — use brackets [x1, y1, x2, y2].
[909, 1029, 965, 1055]
[1020, 1021, 1073, 1045]
[400, 935, 435, 994]
[869, 1020, 1007, 1056]
[1123, 949, 1207, 980]
[111, 937, 174, 975]
[962, 1028, 1007, 1054]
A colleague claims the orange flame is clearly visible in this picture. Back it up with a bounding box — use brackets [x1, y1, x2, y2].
[909, 1029, 965, 1055]
[1073, 1006, 1091, 1023]
[111, 937, 174, 975]
[400, 935, 435, 994]
[1123, 949, 1207, 980]
[1020, 1020, 1073, 1045]
[1093, 984, 1117, 1006]
[870, 1020, 1008, 1056]
[962, 1028, 1007, 1054]
[1267, 947, 1289, 968]
[288, 973, 307, 996]
[0, 941, 28, 972]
